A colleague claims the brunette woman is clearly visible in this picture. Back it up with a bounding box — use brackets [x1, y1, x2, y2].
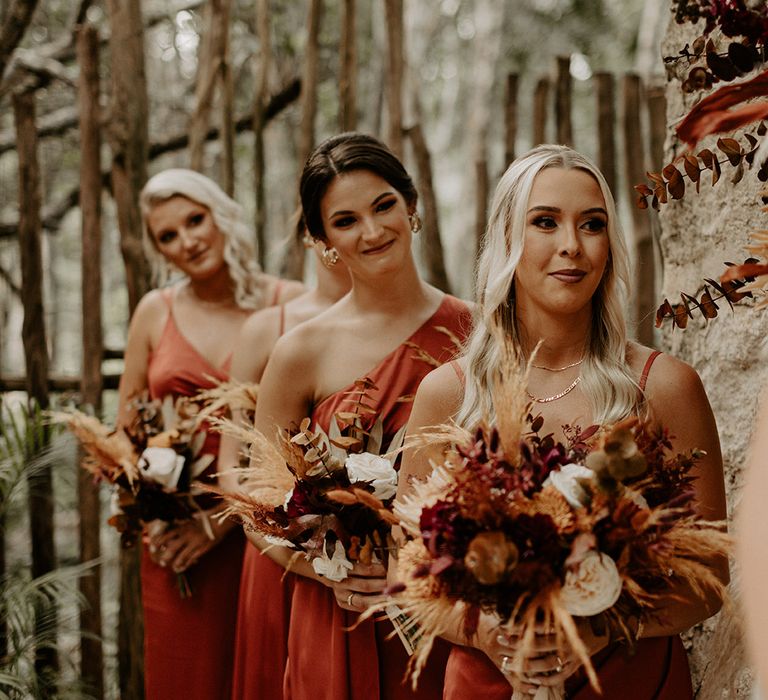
[252, 133, 472, 699]
[117, 168, 302, 699]
[399, 145, 728, 699]
[221, 221, 352, 699]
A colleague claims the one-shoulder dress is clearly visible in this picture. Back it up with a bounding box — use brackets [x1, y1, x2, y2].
[284, 294, 473, 700]
[443, 351, 695, 700]
[141, 288, 246, 700]
[232, 305, 296, 700]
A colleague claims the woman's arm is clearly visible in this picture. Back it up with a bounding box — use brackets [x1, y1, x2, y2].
[641, 353, 729, 636]
[737, 395, 768, 692]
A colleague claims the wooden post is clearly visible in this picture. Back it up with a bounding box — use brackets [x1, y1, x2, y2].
[555, 56, 572, 146]
[220, 0, 235, 196]
[383, 0, 403, 158]
[0, 0, 41, 83]
[283, 0, 323, 280]
[106, 1, 148, 695]
[13, 87, 59, 684]
[594, 72, 617, 194]
[646, 85, 666, 170]
[504, 73, 518, 167]
[405, 122, 450, 293]
[475, 156, 489, 255]
[107, 0, 150, 315]
[622, 73, 655, 347]
[339, 0, 357, 131]
[252, 0, 270, 267]
[76, 23, 104, 699]
[532, 78, 549, 146]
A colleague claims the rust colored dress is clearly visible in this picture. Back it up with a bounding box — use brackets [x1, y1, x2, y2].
[443, 351, 695, 700]
[141, 288, 247, 700]
[284, 295, 473, 700]
[232, 305, 296, 700]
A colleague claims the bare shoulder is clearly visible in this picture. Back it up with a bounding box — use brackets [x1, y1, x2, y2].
[128, 288, 170, 343]
[240, 305, 282, 347]
[264, 312, 326, 378]
[411, 359, 466, 428]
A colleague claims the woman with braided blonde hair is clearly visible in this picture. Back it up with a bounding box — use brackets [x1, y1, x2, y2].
[119, 168, 303, 699]
[400, 145, 728, 699]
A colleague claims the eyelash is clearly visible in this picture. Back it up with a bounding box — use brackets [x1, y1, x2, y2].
[530, 216, 606, 232]
[331, 200, 397, 228]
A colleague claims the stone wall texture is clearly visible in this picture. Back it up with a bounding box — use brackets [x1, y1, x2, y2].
[660, 19, 768, 699]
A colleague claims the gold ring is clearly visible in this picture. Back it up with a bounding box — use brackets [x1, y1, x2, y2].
[347, 592, 355, 607]
[555, 656, 564, 673]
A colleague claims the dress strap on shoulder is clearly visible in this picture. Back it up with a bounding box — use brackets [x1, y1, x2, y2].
[270, 279, 284, 306]
[278, 305, 286, 337]
[160, 287, 174, 308]
[639, 350, 662, 393]
[449, 359, 465, 385]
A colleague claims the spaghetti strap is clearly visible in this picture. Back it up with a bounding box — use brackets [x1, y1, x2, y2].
[450, 359, 465, 385]
[160, 287, 174, 307]
[639, 350, 662, 393]
[278, 305, 286, 337]
[270, 279, 284, 306]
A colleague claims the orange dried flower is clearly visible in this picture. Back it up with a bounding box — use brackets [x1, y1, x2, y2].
[464, 531, 519, 585]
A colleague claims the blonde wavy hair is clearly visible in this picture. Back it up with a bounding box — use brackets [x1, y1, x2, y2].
[140, 168, 266, 310]
[457, 145, 640, 429]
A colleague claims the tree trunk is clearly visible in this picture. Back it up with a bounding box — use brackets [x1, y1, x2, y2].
[622, 73, 655, 347]
[532, 77, 549, 146]
[646, 85, 667, 169]
[339, 0, 357, 131]
[283, 0, 323, 280]
[0, 0, 40, 83]
[406, 122, 450, 292]
[475, 157, 489, 255]
[220, 13, 234, 196]
[504, 73, 518, 167]
[252, 0, 270, 268]
[594, 72, 617, 194]
[383, 0, 403, 158]
[13, 87, 59, 689]
[76, 23, 104, 699]
[106, 1, 148, 696]
[555, 55, 573, 146]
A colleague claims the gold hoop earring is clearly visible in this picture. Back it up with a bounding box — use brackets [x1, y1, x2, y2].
[409, 212, 422, 234]
[321, 247, 340, 268]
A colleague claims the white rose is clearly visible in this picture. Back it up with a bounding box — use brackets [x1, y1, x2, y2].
[311, 539, 354, 582]
[543, 463, 595, 508]
[560, 550, 622, 617]
[139, 446, 185, 491]
[109, 488, 123, 517]
[344, 452, 398, 501]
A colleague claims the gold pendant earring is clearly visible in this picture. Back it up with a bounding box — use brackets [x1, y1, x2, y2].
[321, 247, 340, 268]
[409, 212, 422, 234]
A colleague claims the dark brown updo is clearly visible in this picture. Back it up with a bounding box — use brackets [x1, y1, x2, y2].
[299, 132, 418, 241]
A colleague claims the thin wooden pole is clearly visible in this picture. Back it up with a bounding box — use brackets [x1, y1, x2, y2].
[339, 0, 357, 131]
[504, 73, 518, 167]
[405, 122, 450, 292]
[252, 0, 270, 268]
[594, 71, 617, 194]
[383, 0, 403, 157]
[475, 156, 489, 256]
[220, 0, 234, 196]
[76, 23, 104, 698]
[532, 77, 549, 146]
[283, 0, 323, 280]
[555, 55, 572, 146]
[106, 0, 148, 695]
[13, 87, 59, 685]
[622, 73, 655, 346]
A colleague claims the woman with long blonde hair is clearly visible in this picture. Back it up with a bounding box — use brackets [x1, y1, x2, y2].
[400, 145, 727, 699]
[118, 168, 302, 699]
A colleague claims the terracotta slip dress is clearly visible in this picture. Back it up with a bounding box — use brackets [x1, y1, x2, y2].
[232, 305, 297, 700]
[443, 350, 695, 700]
[142, 284, 281, 700]
[284, 294, 473, 700]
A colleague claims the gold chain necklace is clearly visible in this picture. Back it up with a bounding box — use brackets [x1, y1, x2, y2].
[525, 376, 581, 403]
[531, 357, 584, 372]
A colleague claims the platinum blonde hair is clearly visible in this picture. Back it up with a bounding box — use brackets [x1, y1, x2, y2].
[457, 144, 640, 429]
[140, 168, 266, 310]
